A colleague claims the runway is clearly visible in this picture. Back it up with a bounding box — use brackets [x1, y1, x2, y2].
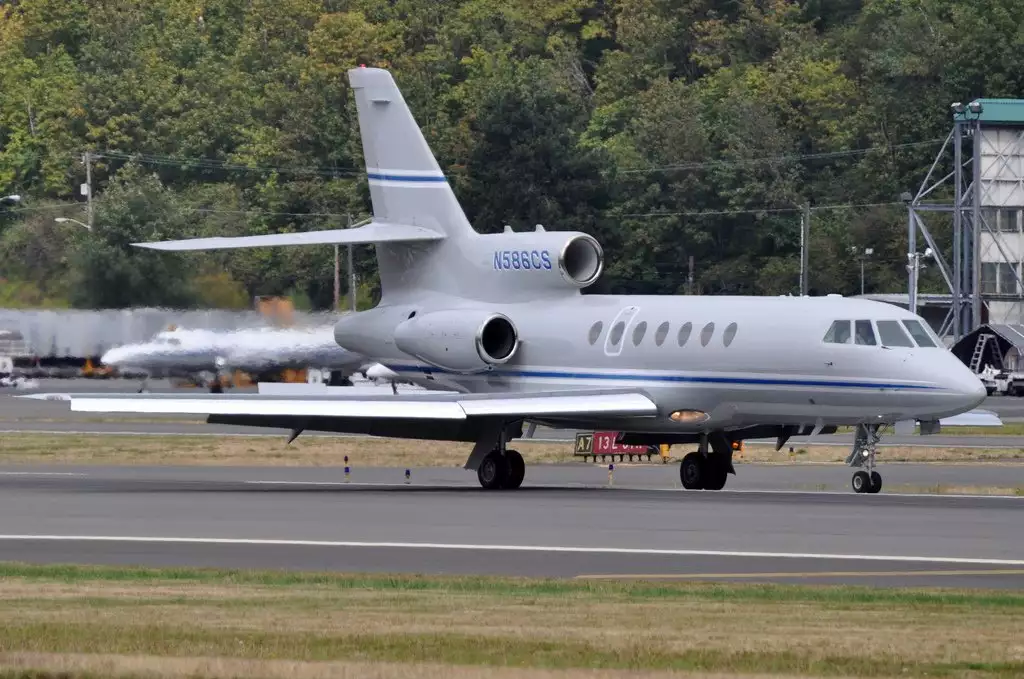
[0, 465, 1022, 588]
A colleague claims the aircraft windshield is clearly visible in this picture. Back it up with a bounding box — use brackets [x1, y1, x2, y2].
[876, 320, 915, 347]
[901, 320, 938, 347]
[823, 319, 938, 348]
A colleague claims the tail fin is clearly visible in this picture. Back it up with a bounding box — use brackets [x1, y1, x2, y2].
[348, 67, 474, 240]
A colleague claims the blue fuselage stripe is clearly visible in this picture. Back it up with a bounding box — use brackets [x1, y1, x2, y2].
[367, 173, 447, 183]
[385, 364, 936, 391]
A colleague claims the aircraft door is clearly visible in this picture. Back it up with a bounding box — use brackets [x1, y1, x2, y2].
[604, 306, 640, 357]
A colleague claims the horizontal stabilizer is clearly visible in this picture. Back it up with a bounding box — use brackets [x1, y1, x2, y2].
[19, 389, 658, 420]
[133, 221, 445, 252]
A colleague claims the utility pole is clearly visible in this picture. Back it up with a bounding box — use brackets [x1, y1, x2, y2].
[83, 151, 93, 230]
[799, 202, 810, 296]
[347, 212, 356, 312]
[687, 256, 694, 295]
[333, 244, 340, 311]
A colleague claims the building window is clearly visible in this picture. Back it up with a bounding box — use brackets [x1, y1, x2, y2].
[999, 209, 1020, 233]
[982, 263, 998, 294]
[999, 262, 1019, 295]
[588, 321, 603, 345]
[654, 322, 670, 346]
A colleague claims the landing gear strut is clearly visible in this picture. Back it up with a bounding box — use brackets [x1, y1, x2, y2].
[846, 424, 882, 494]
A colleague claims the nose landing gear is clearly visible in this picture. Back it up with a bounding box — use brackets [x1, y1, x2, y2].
[847, 424, 882, 494]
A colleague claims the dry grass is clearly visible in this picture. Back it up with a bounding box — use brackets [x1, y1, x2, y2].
[2, 433, 1024, 468]
[0, 564, 1022, 678]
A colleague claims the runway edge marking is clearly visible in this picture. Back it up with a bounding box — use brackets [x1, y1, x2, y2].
[0, 535, 1023, 566]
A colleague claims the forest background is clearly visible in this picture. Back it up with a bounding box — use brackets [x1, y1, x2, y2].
[0, 0, 1017, 310]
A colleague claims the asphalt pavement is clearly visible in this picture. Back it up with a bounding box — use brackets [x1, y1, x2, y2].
[0, 464, 1021, 588]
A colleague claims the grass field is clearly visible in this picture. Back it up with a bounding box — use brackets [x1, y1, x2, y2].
[0, 563, 1021, 678]
[2, 433, 1024, 467]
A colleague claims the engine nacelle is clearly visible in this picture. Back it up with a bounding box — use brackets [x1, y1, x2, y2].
[487, 232, 604, 289]
[393, 309, 519, 373]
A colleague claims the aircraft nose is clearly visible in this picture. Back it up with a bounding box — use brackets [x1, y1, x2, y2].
[101, 347, 124, 366]
[949, 361, 987, 410]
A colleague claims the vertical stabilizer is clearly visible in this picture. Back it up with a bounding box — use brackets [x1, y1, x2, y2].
[348, 67, 474, 240]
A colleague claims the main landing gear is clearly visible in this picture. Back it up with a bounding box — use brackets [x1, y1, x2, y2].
[679, 432, 734, 490]
[846, 423, 882, 494]
[476, 448, 525, 490]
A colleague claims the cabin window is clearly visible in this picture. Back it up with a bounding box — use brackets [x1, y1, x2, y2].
[722, 322, 737, 347]
[823, 320, 851, 344]
[609, 321, 625, 346]
[632, 321, 648, 346]
[854, 320, 876, 346]
[677, 322, 692, 346]
[902, 320, 937, 347]
[700, 322, 715, 346]
[876, 320, 915, 347]
[654, 322, 670, 346]
[588, 321, 603, 345]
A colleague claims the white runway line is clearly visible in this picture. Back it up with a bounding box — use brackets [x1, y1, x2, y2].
[0, 473, 87, 477]
[0, 535, 1022, 566]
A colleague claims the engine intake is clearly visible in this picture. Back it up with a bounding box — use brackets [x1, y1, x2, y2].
[559, 235, 604, 287]
[394, 309, 519, 373]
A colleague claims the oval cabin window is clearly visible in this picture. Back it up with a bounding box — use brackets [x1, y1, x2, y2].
[700, 322, 715, 346]
[723, 322, 737, 347]
[632, 321, 647, 346]
[654, 322, 670, 346]
[677, 322, 693, 346]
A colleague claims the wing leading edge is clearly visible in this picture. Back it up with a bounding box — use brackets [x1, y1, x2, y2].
[133, 221, 445, 252]
[20, 389, 659, 420]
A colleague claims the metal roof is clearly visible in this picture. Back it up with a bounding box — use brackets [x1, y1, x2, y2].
[953, 99, 1024, 125]
[984, 323, 1024, 349]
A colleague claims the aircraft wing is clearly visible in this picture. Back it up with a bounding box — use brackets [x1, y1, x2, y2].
[20, 389, 658, 421]
[134, 221, 444, 251]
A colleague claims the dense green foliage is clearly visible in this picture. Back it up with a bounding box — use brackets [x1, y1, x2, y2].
[0, 0, 1015, 308]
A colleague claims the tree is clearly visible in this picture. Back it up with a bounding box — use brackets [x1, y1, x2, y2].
[66, 161, 196, 308]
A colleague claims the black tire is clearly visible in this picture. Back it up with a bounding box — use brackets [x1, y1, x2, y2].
[702, 459, 729, 491]
[680, 452, 703, 490]
[502, 449, 525, 489]
[477, 451, 509, 490]
[869, 471, 882, 494]
[852, 470, 870, 493]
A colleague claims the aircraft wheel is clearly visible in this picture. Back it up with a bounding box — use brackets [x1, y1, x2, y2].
[680, 452, 704, 490]
[702, 459, 729, 491]
[502, 450, 525, 489]
[477, 450, 509, 490]
[869, 471, 882, 494]
[852, 470, 871, 493]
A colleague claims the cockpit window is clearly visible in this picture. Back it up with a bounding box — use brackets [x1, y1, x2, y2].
[876, 320, 915, 347]
[854, 320, 876, 345]
[902, 320, 937, 347]
[823, 320, 851, 344]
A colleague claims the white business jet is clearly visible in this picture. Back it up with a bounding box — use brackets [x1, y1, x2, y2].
[28, 66, 993, 494]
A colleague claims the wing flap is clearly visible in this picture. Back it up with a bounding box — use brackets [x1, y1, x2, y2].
[134, 221, 445, 252]
[19, 389, 658, 420]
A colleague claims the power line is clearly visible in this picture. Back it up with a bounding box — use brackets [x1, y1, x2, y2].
[621, 201, 915, 218]
[616, 139, 944, 175]
[92, 150, 364, 178]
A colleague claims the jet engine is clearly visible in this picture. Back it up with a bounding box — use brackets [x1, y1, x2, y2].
[393, 309, 519, 373]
